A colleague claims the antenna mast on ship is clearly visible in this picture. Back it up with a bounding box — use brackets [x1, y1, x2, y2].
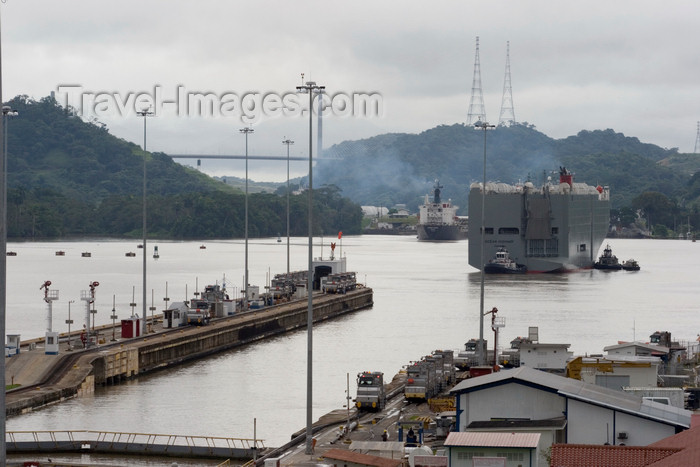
[498, 41, 516, 127]
[467, 36, 487, 125]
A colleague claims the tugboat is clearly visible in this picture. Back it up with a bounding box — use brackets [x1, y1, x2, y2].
[594, 244, 621, 270]
[621, 259, 641, 271]
[484, 247, 527, 274]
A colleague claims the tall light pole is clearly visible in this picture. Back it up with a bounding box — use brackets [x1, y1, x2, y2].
[283, 138, 294, 274]
[0, 69, 7, 464]
[240, 127, 254, 305]
[2, 105, 16, 242]
[0, 96, 15, 464]
[296, 79, 324, 455]
[475, 121, 495, 366]
[137, 108, 153, 337]
[66, 299, 75, 350]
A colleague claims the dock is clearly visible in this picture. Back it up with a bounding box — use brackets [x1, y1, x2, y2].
[5, 287, 374, 417]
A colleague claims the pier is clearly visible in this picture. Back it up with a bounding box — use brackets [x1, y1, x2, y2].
[5, 287, 374, 417]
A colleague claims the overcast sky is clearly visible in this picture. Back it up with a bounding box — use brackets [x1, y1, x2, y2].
[3, 1, 699, 181]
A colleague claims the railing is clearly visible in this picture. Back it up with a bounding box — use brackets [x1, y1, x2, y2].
[7, 430, 265, 456]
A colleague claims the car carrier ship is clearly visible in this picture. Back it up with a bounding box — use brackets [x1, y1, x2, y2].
[468, 167, 610, 273]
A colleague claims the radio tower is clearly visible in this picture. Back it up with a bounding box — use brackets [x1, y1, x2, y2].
[467, 36, 487, 125]
[498, 41, 516, 126]
[694, 122, 700, 154]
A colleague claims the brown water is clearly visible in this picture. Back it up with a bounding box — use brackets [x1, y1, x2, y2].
[5, 236, 699, 455]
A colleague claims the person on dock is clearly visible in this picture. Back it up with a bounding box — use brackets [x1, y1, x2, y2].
[382, 429, 389, 441]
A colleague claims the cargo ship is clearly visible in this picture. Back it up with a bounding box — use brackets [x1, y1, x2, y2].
[468, 167, 610, 272]
[417, 180, 468, 241]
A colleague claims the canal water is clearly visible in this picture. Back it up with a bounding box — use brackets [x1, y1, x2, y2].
[4, 236, 700, 455]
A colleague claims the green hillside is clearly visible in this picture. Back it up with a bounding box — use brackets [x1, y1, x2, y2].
[4, 95, 363, 239]
[315, 123, 700, 237]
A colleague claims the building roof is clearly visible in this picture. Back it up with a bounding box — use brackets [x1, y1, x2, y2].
[322, 448, 403, 467]
[349, 441, 405, 454]
[450, 367, 691, 429]
[604, 342, 669, 354]
[550, 444, 680, 466]
[550, 424, 700, 466]
[519, 342, 571, 349]
[583, 354, 662, 364]
[467, 418, 567, 430]
[445, 431, 540, 448]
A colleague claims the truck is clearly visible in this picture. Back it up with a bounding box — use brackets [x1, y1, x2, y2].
[356, 371, 386, 411]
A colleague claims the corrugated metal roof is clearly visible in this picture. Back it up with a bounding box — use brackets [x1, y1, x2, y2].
[450, 367, 691, 428]
[445, 431, 540, 448]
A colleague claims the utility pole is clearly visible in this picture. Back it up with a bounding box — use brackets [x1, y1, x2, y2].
[137, 108, 154, 337]
[475, 120, 495, 365]
[283, 138, 294, 274]
[241, 127, 254, 305]
[296, 78, 324, 455]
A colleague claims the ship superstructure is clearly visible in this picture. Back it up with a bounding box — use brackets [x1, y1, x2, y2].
[417, 180, 468, 241]
[468, 167, 610, 272]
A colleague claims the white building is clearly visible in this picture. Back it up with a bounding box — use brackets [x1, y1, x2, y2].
[450, 367, 690, 456]
[604, 341, 668, 358]
[445, 432, 540, 467]
[567, 355, 661, 389]
[518, 342, 572, 372]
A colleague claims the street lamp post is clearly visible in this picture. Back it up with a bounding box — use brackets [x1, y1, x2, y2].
[283, 138, 294, 274]
[110, 295, 118, 341]
[0, 15, 7, 463]
[296, 79, 324, 455]
[0, 103, 17, 463]
[2, 106, 16, 248]
[475, 121, 495, 366]
[137, 108, 153, 337]
[240, 127, 254, 306]
[66, 300, 75, 350]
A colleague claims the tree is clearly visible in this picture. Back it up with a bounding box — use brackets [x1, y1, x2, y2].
[631, 191, 677, 229]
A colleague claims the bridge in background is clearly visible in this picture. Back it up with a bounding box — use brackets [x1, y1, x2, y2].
[169, 154, 308, 161]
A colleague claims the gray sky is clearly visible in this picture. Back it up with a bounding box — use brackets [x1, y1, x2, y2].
[4, 1, 699, 181]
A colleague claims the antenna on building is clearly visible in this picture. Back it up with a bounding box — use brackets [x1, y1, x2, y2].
[498, 41, 516, 126]
[694, 121, 700, 154]
[467, 36, 487, 125]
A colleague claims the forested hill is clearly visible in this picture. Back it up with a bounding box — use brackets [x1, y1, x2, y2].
[4, 95, 363, 239]
[7, 95, 229, 201]
[316, 123, 694, 212]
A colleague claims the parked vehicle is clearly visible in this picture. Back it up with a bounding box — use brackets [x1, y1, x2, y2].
[356, 371, 386, 411]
